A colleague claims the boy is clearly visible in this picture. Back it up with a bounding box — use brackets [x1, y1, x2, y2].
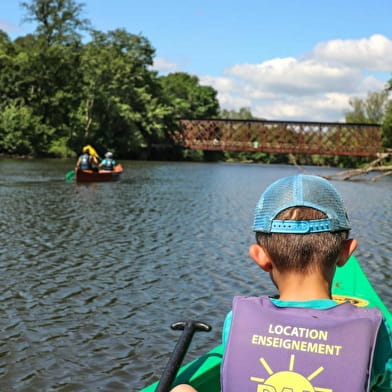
[172, 174, 391, 391]
[99, 151, 116, 171]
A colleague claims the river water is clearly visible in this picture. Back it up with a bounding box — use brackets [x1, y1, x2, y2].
[0, 158, 391, 391]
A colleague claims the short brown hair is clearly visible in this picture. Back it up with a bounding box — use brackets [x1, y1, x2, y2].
[255, 207, 348, 275]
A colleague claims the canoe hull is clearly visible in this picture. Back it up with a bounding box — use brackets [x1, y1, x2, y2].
[141, 254, 392, 392]
[76, 164, 123, 182]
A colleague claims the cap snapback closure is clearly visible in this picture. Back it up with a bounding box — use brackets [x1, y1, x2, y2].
[270, 219, 332, 233]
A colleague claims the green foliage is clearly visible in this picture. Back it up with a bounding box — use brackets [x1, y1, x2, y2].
[20, 0, 90, 44]
[219, 107, 261, 120]
[345, 90, 389, 124]
[70, 28, 170, 157]
[159, 72, 219, 119]
[182, 149, 204, 161]
[49, 136, 74, 157]
[0, 101, 53, 155]
[2, 1, 87, 155]
[1, 0, 181, 157]
[381, 101, 392, 148]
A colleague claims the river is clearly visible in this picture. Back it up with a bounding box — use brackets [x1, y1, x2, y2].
[0, 158, 390, 391]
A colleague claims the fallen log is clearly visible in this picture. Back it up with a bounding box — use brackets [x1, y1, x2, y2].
[323, 152, 392, 182]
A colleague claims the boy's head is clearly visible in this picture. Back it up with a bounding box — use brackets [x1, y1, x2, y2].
[251, 175, 355, 276]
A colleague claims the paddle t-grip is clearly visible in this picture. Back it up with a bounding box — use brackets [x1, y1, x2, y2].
[155, 320, 211, 392]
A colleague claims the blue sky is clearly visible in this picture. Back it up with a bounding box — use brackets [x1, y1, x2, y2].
[1, 0, 392, 121]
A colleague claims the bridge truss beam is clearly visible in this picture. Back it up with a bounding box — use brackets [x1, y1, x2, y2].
[172, 119, 383, 157]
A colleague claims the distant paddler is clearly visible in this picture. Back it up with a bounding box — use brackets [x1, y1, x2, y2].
[75, 145, 100, 171]
[99, 152, 117, 171]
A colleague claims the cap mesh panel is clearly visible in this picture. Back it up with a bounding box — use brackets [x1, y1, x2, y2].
[253, 175, 350, 232]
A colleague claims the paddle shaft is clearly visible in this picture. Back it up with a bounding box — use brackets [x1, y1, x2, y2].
[155, 320, 211, 392]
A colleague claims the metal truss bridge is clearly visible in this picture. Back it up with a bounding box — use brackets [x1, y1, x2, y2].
[171, 119, 383, 157]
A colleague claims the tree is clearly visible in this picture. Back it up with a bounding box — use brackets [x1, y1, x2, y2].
[0, 31, 58, 155]
[381, 101, 392, 149]
[0, 1, 223, 158]
[344, 97, 368, 123]
[365, 90, 390, 123]
[72, 29, 170, 157]
[0, 101, 53, 155]
[20, 0, 90, 45]
[382, 80, 392, 149]
[11, 0, 89, 155]
[345, 90, 389, 124]
[219, 107, 259, 120]
[159, 72, 219, 119]
[7, 33, 84, 155]
[0, 31, 17, 103]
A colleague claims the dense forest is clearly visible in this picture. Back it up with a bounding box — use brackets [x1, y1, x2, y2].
[1, 0, 392, 167]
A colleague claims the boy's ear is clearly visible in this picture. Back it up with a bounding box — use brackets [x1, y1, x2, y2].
[249, 244, 273, 272]
[337, 238, 358, 267]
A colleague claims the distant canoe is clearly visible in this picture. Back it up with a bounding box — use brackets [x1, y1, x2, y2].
[75, 164, 123, 183]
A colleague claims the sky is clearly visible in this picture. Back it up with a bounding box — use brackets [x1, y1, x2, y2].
[1, 0, 392, 122]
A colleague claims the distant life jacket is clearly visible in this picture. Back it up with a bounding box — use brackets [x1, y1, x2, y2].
[79, 153, 90, 170]
[101, 158, 115, 171]
[221, 296, 382, 392]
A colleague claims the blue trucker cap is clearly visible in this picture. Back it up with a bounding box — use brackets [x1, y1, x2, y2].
[253, 174, 351, 234]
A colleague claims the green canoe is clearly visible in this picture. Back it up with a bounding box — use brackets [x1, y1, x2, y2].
[141, 255, 392, 392]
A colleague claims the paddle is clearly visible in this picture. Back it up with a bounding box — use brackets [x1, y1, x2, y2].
[155, 320, 212, 392]
[83, 144, 101, 166]
[83, 144, 100, 159]
[65, 170, 75, 180]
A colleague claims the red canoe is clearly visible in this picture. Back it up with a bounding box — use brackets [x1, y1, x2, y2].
[75, 164, 123, 182]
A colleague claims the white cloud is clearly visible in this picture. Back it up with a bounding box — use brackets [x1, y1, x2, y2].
[312, 34, 392, 71]
[199, 75, 235, 93]
[225, 58, 361, 95]
[199, 75, 252, 110]
[197, 34, 392, 121]
[216, 92, 252, 111]
[359, 75, 386, 94]
[152, 57, 178, 73]
[249, 92, 351, 123]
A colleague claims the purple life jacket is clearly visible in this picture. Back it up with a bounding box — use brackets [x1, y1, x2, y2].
[221, 296, 382, 392]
